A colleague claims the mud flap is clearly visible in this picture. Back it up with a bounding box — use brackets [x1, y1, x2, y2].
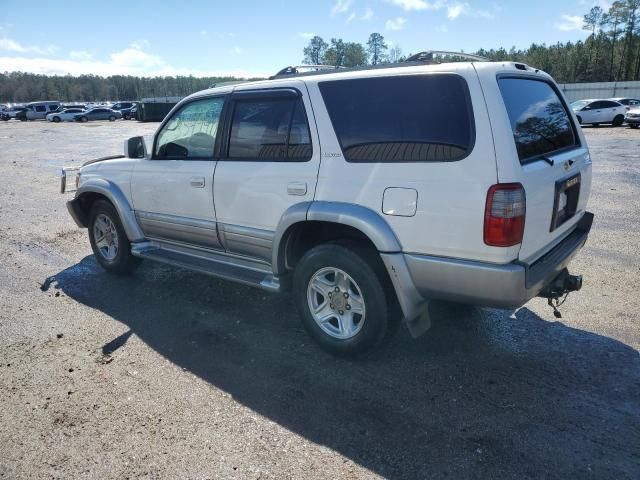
[404, 300, 432, 338]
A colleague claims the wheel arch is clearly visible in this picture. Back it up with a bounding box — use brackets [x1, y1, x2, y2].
[68, 179, 144, 241]
[272, 201, 402, 276]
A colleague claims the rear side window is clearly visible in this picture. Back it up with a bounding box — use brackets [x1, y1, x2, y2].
[35, 105, 46, 112]
[499, 78, 578, 163]
[228, 96, 312, 161]
[319, 74, 474, 162]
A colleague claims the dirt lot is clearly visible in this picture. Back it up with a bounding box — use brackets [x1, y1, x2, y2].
[0, 120, 639, 479]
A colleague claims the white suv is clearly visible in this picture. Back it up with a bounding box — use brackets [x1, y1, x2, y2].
[62, 57, 593, 357]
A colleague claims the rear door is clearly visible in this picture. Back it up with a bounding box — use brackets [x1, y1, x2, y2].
[482, 70, 592, 263]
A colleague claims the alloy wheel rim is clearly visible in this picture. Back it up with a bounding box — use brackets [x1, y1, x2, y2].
[307, 267, 366, 339]
[93, 214, 119, 261]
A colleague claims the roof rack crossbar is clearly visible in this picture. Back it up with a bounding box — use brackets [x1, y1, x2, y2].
[270, 64, 345, 79]
[404, 50, 489, 63]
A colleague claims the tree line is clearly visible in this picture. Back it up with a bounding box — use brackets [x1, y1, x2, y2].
[1, 0, 638, 103]
[304, 0, 640, 83]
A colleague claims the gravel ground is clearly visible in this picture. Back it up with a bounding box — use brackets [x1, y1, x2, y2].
[0, 120, 639, 480]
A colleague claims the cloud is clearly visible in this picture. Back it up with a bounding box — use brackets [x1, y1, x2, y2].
[361, 8, 374, 20]
[386, 0, 495, 19]
[299, 32, 316, 39]
[0, 55, 269, 79]
[346, 12, 357, 23]
[331, 0, 353, 15]
[229, 46, 244, 55]
[69, 50, 93, 61]
[110, 46, 164, 69]
[555, 14, 583, 31]
[385, 17, 407, 30]
[0, 36, 58, 55]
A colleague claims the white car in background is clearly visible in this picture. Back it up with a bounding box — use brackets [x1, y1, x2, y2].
[609, 97, 640, 110]
[46, 107, 86, 122]
[625, 107, 640, 129]
[571, 99, 626, 126]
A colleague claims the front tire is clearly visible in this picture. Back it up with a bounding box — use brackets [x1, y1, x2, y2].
[79, 116, 88, 123]
[293, 243, 396, 358]
[108, 115, 116, 122]
[613, 114, 624, 127]
[52, 116, 61, 123]
[88, 200, 140, 274]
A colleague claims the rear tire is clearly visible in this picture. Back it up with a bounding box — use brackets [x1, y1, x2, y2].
[293, 243, 397, 358]
[88, 200, 141, 274]
[108, 115, 116, 122]
[80, 116, 88, 123]
[613, 114, 624, 127]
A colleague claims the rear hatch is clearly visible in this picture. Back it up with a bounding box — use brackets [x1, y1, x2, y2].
[486, 69, 592, 263]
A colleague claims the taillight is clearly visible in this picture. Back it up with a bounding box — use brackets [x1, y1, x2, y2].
[484, 183, 526, 247]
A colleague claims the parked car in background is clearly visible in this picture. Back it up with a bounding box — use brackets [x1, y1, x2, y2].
[110, 101, 135, 112]
[625, 107, 640, 129]
[46, 107, 86, 122]
[74, 107, 122, 122]
[0, 106, 26, 120]
[17, 101, 62, 121]
[570, 99, 626, 126]
[121, 103, 137, 120]
[609, 97, 640, 110]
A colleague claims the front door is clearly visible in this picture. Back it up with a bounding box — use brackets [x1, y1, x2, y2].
[213, 85, 320, 262]
[131, 95, 226, 249]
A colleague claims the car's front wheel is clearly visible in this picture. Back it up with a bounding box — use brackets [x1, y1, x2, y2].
[52, 116, 61, 123]
[613, 114, 625, 127]
[294, 243, 397, 358]
[108, 115, 116, 122]
[88, 200, 141, 274]
[79, 116, 88, 123]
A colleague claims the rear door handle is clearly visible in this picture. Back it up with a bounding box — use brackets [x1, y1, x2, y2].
[190, 176, 205, 188]
[287, 182, 307, 196]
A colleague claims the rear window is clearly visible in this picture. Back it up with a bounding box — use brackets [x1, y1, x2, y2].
[319, 74, 474, 162]
[499, 78, 578, 163]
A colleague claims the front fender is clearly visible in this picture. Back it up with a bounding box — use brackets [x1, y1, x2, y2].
[73, 178, 145, 241]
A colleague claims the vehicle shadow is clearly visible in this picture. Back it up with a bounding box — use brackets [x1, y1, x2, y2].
[46, 256, 640, 479]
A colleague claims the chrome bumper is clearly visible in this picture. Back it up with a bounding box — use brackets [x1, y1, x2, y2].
[387, 212, 593, 317]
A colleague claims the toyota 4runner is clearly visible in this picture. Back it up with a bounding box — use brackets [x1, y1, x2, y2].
[61, 55, 593, 357]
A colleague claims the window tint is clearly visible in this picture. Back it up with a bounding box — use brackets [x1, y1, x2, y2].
[155, 97, 224, 159]
[35, 105, 46, 112]
[499, 78, 578, 163]
[228, 96, 312, 161]
[601, 101, 619, 108]
[590, 101, 605, 109]
[319, 75, 474, 162]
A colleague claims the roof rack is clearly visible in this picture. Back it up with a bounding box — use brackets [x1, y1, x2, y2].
[404, 50, 489, 63]
[269, 65, 345, 79]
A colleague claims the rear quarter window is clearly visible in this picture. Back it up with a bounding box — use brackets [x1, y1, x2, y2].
[319, 74, 474, 162]
[499, 77, 578, 163]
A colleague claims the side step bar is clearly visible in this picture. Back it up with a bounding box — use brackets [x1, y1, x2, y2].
[131, 242, 281, 292]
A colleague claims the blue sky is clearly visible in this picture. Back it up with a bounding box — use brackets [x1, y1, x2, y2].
[0, 0, 608, 78]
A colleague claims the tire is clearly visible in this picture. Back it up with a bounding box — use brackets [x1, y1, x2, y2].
[293, 243, 398, 358]
[79, 116, 88, 123]
[613, 114, 624, 127]
[52, 116, 61, 123]
[630, 124, 639, 129]
[88, 200, 141, 274]
[108, 115, 116, 122]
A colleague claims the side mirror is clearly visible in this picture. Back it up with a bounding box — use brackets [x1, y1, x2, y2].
[125, 136, 147, 158]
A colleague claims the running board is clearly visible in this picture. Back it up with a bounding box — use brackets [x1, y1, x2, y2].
[131, 242, 280, 292]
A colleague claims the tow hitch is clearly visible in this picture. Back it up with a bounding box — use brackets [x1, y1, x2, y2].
[537, 268, 583, 318]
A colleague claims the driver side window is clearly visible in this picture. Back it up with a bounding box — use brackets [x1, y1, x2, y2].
[155, 97, 224, 160]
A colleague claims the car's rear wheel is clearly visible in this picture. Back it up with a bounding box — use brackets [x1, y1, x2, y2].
[293, 243, 397, 358]
[613, 114, 625, 127]
[108, 115, 116, 122]
[88, 200, 141, 274]
[79, 116, 88, 123]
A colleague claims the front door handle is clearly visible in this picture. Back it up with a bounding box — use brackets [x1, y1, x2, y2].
[287, 182, 307, 196]
[190, 176, 205, 188]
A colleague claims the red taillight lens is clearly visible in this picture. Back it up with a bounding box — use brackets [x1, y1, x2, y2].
[484, 183, 526, 247]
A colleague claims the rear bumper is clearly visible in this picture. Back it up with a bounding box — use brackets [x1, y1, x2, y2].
[396, 212, 593, 312]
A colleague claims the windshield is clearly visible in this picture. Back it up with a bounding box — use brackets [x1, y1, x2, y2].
[571, 100, 590, 110]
